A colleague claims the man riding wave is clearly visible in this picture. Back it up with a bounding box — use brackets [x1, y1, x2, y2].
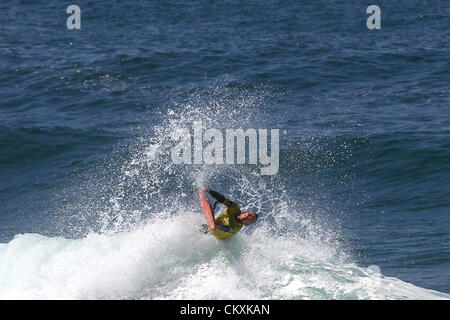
[198, 188, 258, 240]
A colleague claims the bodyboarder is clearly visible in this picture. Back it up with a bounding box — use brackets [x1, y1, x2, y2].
[198, 187, 258, 240]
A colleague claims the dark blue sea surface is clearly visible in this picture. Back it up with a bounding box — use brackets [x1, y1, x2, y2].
[0, 0, 449, 298]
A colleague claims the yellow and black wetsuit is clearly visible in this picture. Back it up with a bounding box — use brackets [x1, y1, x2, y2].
[207, 189, 243, 240]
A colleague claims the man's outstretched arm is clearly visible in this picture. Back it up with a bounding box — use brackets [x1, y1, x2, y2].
[207, 189, 237, 208]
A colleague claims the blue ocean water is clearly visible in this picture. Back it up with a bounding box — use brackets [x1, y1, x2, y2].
[0, 0, 449, 299]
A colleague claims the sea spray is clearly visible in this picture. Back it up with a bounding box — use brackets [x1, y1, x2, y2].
[5, 83, 443, 299]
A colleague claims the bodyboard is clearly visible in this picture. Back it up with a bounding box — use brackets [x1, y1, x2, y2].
[199, 189, 215, 230]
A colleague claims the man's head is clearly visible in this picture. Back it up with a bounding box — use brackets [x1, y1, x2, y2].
[237, 210, 258, 226]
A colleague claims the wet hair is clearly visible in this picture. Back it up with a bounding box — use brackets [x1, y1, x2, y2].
[241, 211, 258, 223]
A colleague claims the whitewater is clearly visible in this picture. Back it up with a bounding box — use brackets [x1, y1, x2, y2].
[1, 213, 448, 300]
[1, 86, 448, 300]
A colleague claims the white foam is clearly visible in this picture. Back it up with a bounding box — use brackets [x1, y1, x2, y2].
[0, 213, 447, 300]
[17, 85, 445, 300]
